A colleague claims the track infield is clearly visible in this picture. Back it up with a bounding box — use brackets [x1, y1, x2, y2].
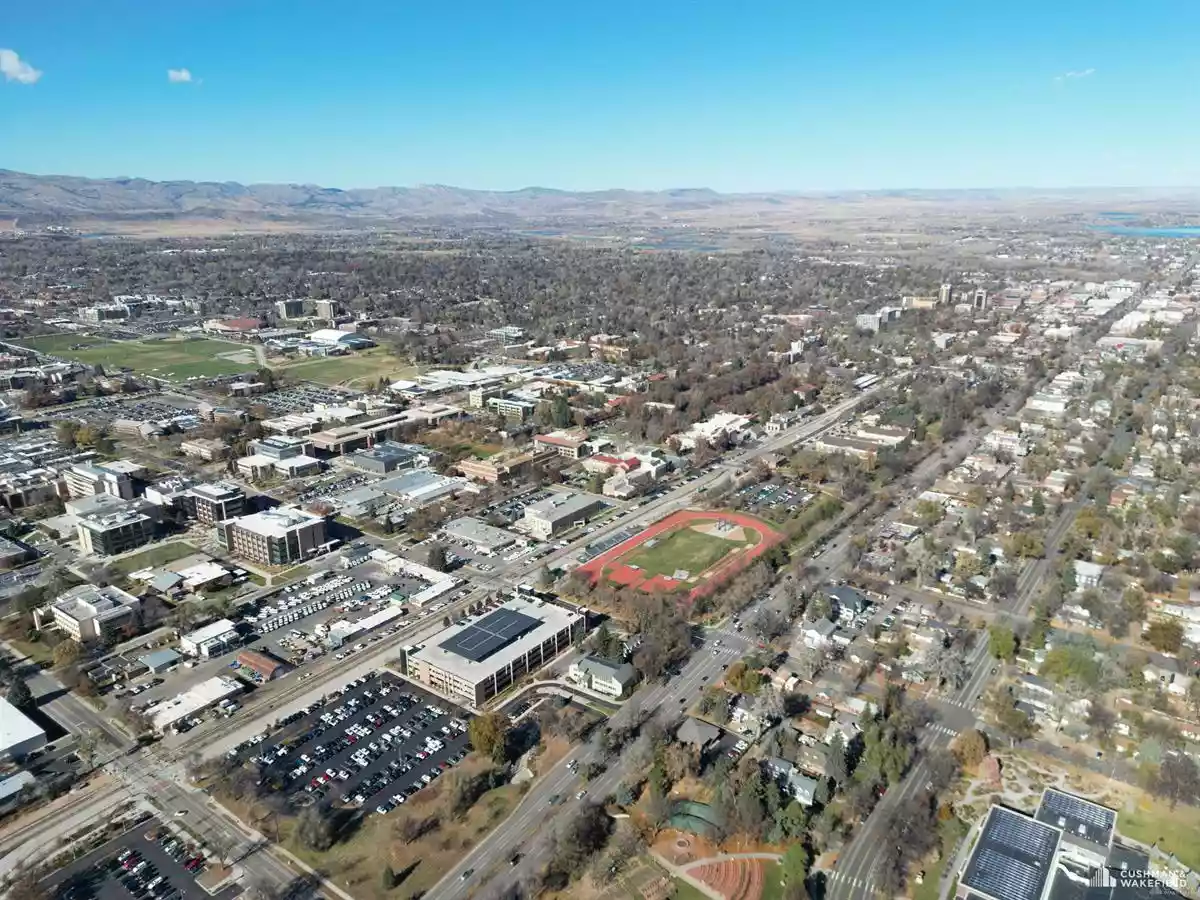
[577, 509, 784, 600]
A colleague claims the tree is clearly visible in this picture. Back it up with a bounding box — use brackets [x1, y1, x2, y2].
[53, 640, 81, 669]
[826, 730, 849, 786]
[1032, 491, 1046, 516]
[55, 420, 80, 447]
[781, 843, 810, 897]
[6, 678, 34, 713]
[951, 729, 988, 769]
[426, 542, 449, 572]
[467, 711, 510, 762]
[1146, 619, 1184, 654]
[295, 803, 335, 851]
[753, 684, 785, 726]
[987, 624, 1017, 661]
[1153, 754, 1200, 809]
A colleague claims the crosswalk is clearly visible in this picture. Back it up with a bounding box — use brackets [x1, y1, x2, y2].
[934, 696, 975, 710]
[927, 723, 959, 738]
[826, 869, 872, 890]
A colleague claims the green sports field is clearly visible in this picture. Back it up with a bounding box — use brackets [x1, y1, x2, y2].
[624, 526, 745, 579]
[15, 335, 255, 379]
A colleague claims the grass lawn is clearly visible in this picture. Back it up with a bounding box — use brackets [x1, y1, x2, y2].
[624, 525, 741, 579]
[108, 542, 199, 576]
[913, 854, 949, 900]
[670, 878, 713, 900]
[278, 769, 523, 899]
[273, 349, 418, 387]
[14, 335, 253, 379]
[760, 862, 786, 900]
[1117, 797, 1200, 871]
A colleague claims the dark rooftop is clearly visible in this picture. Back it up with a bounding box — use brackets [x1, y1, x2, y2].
[438, 607, 542, 662]
[961, 806, 1061, 900]
[1035, 789, 1116, 850]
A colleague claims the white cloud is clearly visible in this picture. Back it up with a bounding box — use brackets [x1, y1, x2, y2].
[1055, 68, 1096, 82]
[167, 68, 194, 84]
[0, 48, 43, 85]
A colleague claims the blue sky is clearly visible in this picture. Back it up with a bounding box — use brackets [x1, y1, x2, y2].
[3, 0, 1200, 191]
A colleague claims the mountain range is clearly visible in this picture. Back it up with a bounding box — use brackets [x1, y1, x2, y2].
[1, 169, 1194, 235]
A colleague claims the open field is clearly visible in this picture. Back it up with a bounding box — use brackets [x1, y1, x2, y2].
[108, 541, 200, 577]
[578, 509, 783, 600]
[1117, 797, 1200, 872]
[272, 349, 418, 387]
[14, 335, 254, 379]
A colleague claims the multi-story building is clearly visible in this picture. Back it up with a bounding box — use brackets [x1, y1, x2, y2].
[404, 598, 585, 707]
[275, 298, 308, 320]
[533, 429, 591, 460]
[216, 506, 329, 566]
[939, 283, 953, 305]
[39, 584, 141, 644]
[457, 447, 555, 484]
[179, 437, 229, 461]
[189, 482, 246, 525]
[523, 491, 606, 540]
[76, 503, 159, 556]
[65, 461, 141, 500]
[486, 395, 537, 423]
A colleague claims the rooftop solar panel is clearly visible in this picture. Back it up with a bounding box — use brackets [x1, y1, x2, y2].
[1035, 789, 1116, 846]
[962, 807, 1060, 900]
[439, 607, 542, 662]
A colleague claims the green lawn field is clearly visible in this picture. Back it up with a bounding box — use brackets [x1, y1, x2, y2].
[15, 335, 254, 379]
[624, 524, 743, 578]
[272, 349, 418, 386]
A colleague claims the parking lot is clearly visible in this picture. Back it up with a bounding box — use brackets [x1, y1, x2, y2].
[734, 479, 814, 518]
[231, 671, 471, 817]
[254, 383, 361, 415]
[43, 819, 237, 900]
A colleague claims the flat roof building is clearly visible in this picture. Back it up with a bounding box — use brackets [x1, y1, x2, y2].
[346, 441, 433, 475]
[40, 584, 141, 644]
[179, 619, 240, 658]
[188, 482, 246, 525]
[76, 502, 159, 556]
[533, 429, 591, 459]
[405, 598, 584, 707]
[0, 697, 46, 760]
[441, 516, 518, 553]
[145, 675, 243, 733]
[217, 506, 329, 566]
[523, 491, 607, 540]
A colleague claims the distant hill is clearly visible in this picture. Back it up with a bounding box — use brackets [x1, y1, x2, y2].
[1, 168, 1196, 235]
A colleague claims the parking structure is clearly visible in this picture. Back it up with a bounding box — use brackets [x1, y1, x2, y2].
[43, 819, 236, 900]
[231, 671, 471, 817]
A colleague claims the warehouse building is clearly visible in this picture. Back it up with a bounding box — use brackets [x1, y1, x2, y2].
[441, 517, 517, 554]
[145, 675, 243, 733]
[0, 697, 46, 760]
[404, 598, 584, 707]
[236, 649, 293, 681]
[523, 491, 607, 540]
[216, 506, 329, 566]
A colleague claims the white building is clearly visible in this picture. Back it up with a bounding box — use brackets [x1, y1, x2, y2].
[0, 697, 46, 760]
[179, 619, 240, 658]
[145, 676, 243, 733]
[567, 656, 638, 698]
[40, 584, 141, 644]
[673, 412, 753, 451]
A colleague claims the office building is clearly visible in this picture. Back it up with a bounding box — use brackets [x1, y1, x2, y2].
[76, 503, 159, 556]
[347, 441, 433, 475]
[179, 438, 229, 461]
[189, 482, 246, 525]
[39, 584, 141, 644]
[523, 491, 607, 540]
[275, 299, 308, 320]
[441, 517, 517, 553]
[0, 697, 46, 759]
[217, 506, 329, 566]
[533, 429, 591, 460]
[404, 598, 584, 707]
[65, 461, 140, 501]
[974, 288, 989, 310]
[939, 283, 953, 305]
[179, 619, 240, 658]
[457, 447, 555, 484]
